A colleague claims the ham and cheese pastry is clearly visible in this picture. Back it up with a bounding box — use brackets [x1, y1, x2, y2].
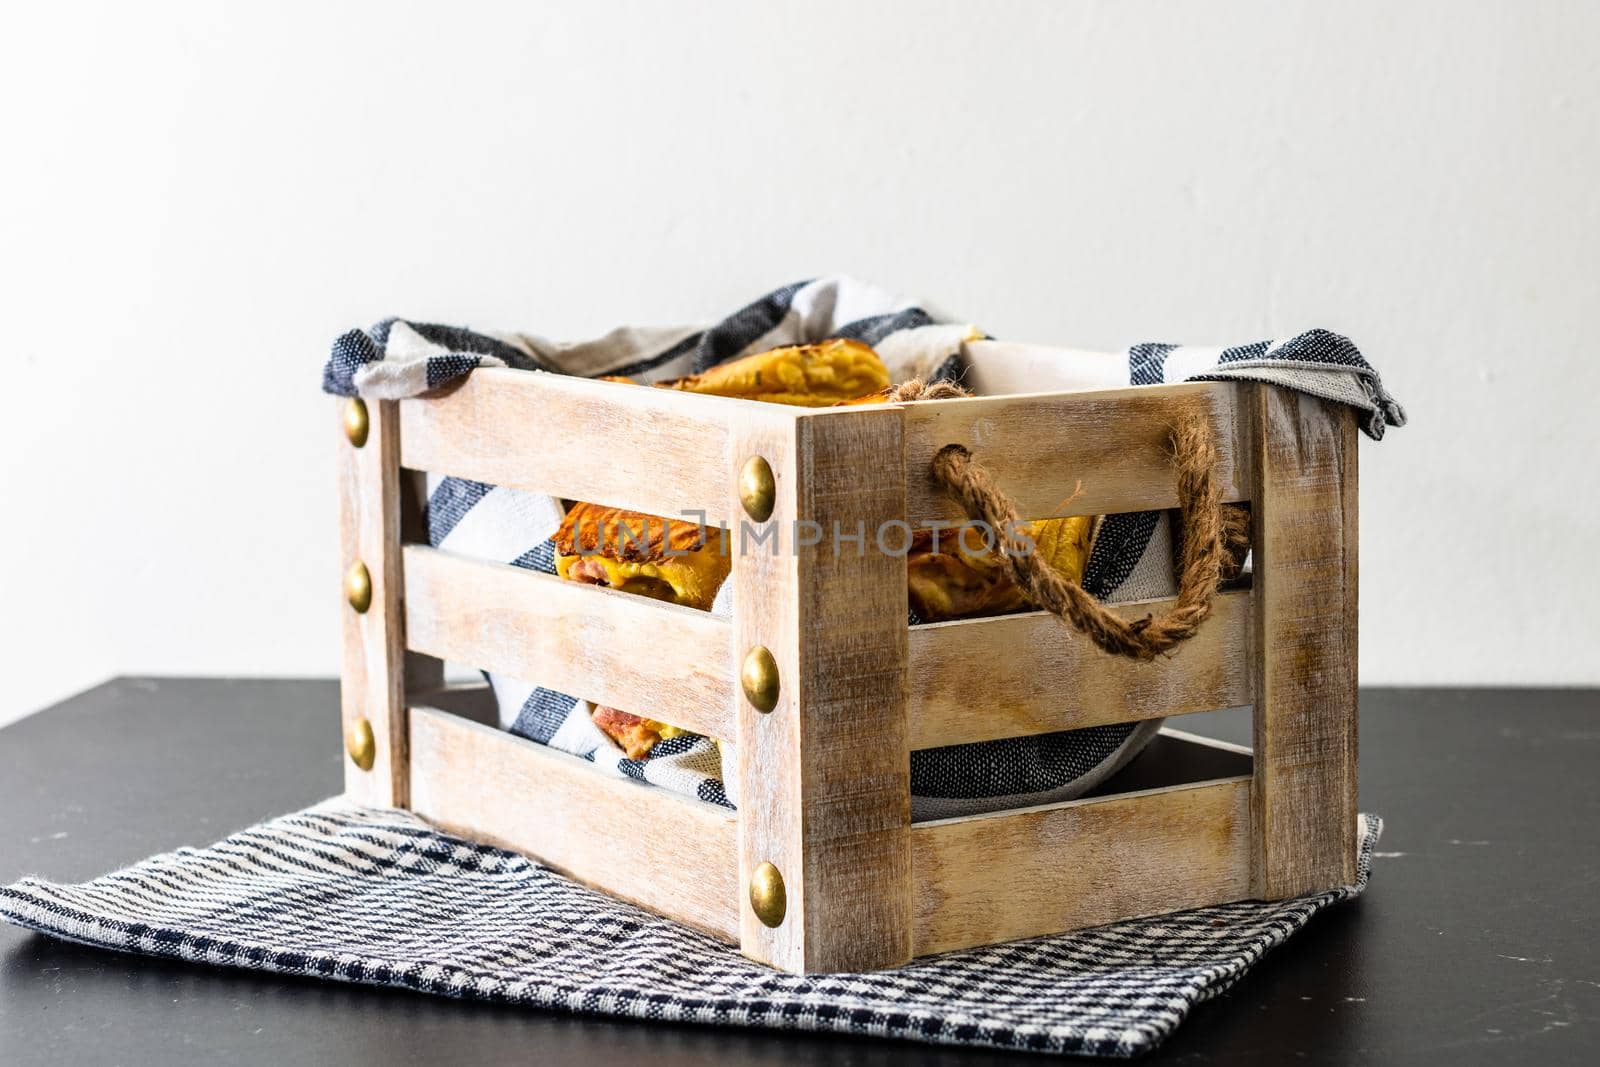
[906, 515, 1093, 622]
[553, 503, 725, 757]
[660, 339, 889, 406]
[554, 503, 728, 609]
[589, 706, 684, 760]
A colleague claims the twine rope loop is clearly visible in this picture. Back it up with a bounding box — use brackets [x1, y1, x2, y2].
[926, 404, 1229, 661]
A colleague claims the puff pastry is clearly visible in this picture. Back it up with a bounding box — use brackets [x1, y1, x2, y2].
[553, 503, 724, 756]
[589, 706, 686, 760]
[660, 339, 889, 406]
[554, 503, 728, 610]
[907, 515, 1094, 622]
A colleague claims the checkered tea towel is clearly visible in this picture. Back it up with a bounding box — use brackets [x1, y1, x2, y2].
[0, 802, 1381, 1058]
[318, 277, 1405, 821]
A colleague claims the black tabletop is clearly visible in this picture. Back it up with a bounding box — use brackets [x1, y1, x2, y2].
[1, 680, 1596, 1065]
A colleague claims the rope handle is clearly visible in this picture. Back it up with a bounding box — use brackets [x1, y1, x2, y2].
[928, 407, 1232, 661]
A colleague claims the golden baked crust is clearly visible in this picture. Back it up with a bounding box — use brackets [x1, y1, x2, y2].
[907, 516, 1093, 622]
[590, 706, 658, 759]
[660, 339, 889, 406]
[836, 385, 896, 406]
[590, 705, 688, 760]
[554, 503, 730, 612]
[1029, 516, 1094, 583]
[906, 524, 1024, 621]
[555, 502, 713, 564]
[555, 502, 729, 756]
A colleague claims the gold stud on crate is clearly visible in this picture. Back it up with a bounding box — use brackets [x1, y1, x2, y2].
[741, 646, 780, 712]
[345, 717, 375, 771]
[345, 560, 372, 613]
[343, 397, 369, 447]
[749, 862, 787, 928]
[738, 455, 776, 522]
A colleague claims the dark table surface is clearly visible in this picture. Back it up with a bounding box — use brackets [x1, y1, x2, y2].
[1, 680, 1596, 1065]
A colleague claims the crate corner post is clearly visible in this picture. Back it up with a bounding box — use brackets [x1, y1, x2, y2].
[1248, 383, 1360, 900]
[729, 402, 914, 974]
[337, 395, 411, 809]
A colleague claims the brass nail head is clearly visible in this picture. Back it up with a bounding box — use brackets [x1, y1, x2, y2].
[343, 397, 370, 448]
[738, 456, 776, 522]
[346, 717, 376, 770]
[741, 646, 780, 713]
[345, 560, 372, 613]
[749, 861, 787, 928]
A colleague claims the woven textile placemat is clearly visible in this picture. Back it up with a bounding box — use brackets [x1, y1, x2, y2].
[0, 802, 1379, 1058]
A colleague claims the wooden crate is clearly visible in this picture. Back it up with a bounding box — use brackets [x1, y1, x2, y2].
[335, 363, 1359, 974]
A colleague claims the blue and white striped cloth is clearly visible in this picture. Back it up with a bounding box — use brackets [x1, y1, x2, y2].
[321, 277, 1404, 820]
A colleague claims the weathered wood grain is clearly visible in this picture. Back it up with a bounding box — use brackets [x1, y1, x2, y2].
[398, 368, 743, 526]
[901, 381, 1250, 522]
[907, 588, 1253, 749]
[731, 404, 914, 973]
[1249, 384, 1360, 898]
[402, 544, 735, 740]
[408, 706, 740, 941]
[911, 768, 1253, 956]
[338, 398, 409, 806]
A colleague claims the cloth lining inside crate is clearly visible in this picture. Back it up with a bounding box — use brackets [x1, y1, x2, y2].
[321, 276, 1405, 820]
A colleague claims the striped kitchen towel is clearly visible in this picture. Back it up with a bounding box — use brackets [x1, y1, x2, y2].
[0, 802, 1382, 1058]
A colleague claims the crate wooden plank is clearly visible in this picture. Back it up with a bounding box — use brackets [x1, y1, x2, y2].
[910, 772, 1253, 956]
[907, 588, 1253, 749]
[402, 545, 735, 742]
[398, 367, 750, 527]
[1249, 385, 1360, 898]
[408, 706, 740, 941]
[900, 381, 1250, 523]
[338, 398, 409, 806]
[731, 405, 914, 973]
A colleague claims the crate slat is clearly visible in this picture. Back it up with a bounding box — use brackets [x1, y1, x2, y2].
[909, 767, 1252, 956]
[398, 367, 756, 527]
[408, 706, 740, 941]
[402, 545, 736, 741]
[907, 588, 1253, 749]
[900, 380, 1250, 522]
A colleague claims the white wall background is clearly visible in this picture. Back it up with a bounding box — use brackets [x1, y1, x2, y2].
[2, 1, 1596, 726]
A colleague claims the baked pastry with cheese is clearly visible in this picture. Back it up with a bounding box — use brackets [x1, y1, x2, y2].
[906, 515, 1093, 622]
[554, 503, 728, 609]
[589, 706, 684, 760]
[660, 339, 889, 405]
[552, 503, 725, 758]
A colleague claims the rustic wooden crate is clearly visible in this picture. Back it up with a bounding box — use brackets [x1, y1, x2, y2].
[335, 357, 1359, 975]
